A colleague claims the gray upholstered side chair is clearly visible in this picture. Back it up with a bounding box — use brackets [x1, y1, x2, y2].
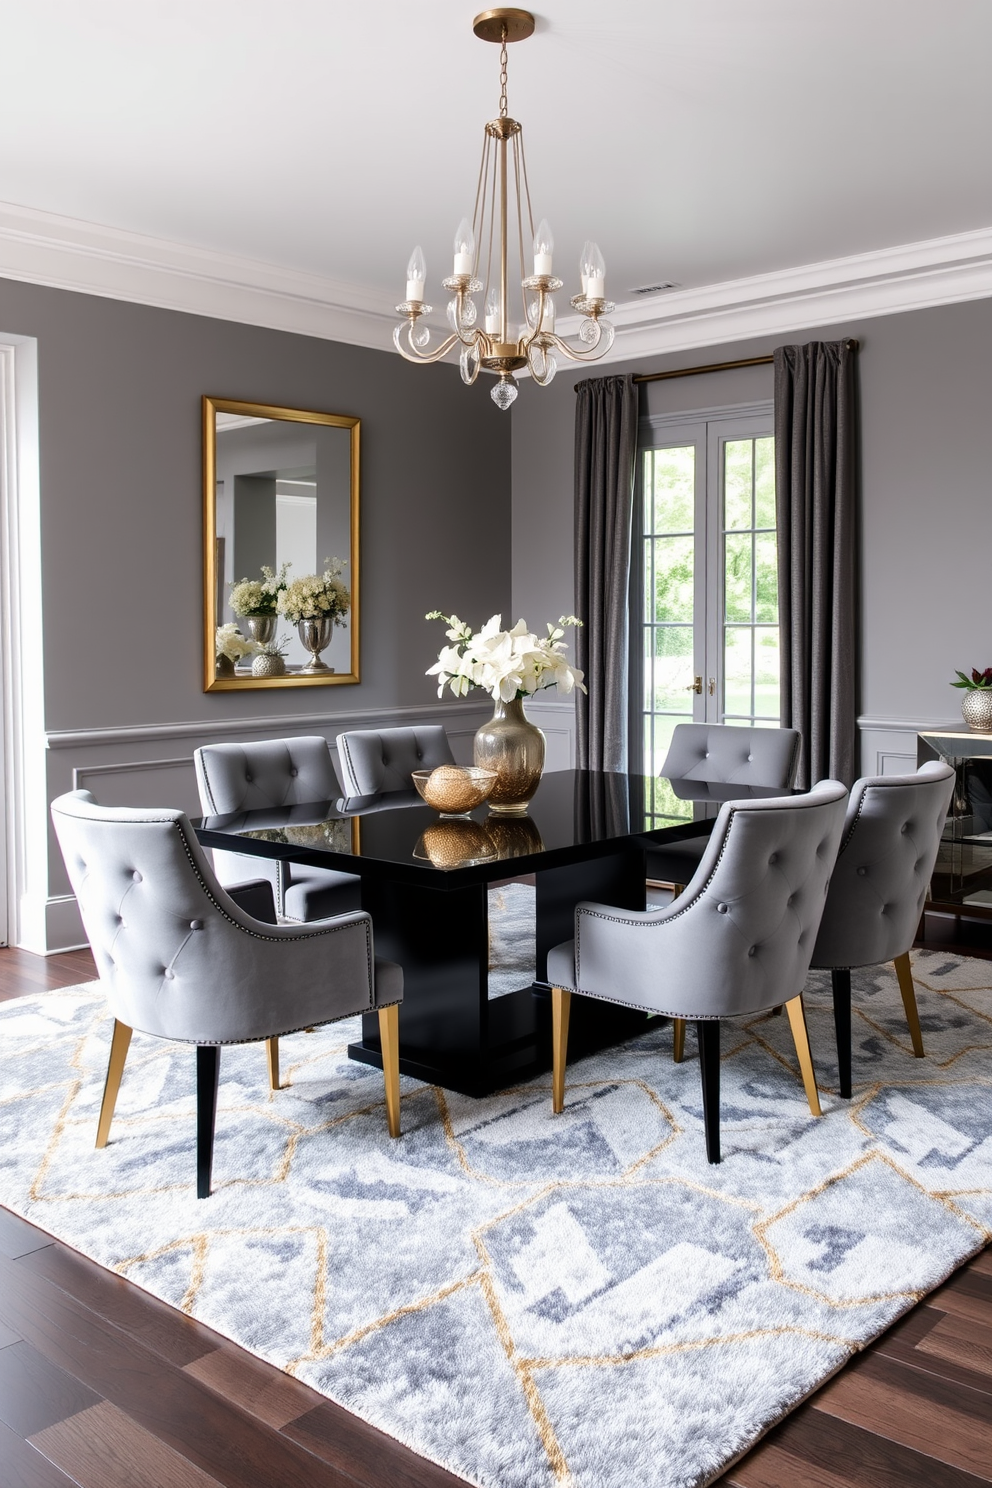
[548, 780, 848, 1163]
[809, 761, 955, 1098]
[335, 725, 454, 798]
[51, 790, 403, 1198]
[647, 722, 801, 1063]
[647, 722, 801, 887]
[194, 736, 362, 923]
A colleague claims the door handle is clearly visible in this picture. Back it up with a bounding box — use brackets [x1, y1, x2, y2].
[686, 676, 702, 694]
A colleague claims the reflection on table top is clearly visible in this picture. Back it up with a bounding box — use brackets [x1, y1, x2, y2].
[193, 769, 794, 881]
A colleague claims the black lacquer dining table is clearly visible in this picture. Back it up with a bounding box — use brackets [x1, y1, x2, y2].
[193, 768, 761, 1097]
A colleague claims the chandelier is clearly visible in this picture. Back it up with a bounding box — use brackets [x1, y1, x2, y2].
[394, 7, 615, 410]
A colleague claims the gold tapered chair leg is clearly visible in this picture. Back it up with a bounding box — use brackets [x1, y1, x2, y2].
[96, 1019, 132, 1148]
[552, 987, 572, 1113]
[378, 1004, 401, 1138]
[785, 996, 822, 1116]
[672, 1017, 686, 1063]
[266, 1036, 281, 1091]
[894, 951, 925, 1058]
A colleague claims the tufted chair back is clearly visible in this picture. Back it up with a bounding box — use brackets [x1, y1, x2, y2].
[51, 790, 378, 1046]
[661, 723, 800, 788]
[812, 762, 955, 970]
[551, 780, 848, 1019]
[335, 725, 454, 796]
[194, 736, 340, 815]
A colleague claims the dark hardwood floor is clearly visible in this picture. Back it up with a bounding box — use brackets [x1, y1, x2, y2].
[0, 944, 989, 1488]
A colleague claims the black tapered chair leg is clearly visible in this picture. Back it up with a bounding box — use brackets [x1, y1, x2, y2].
[196, 1044, 221, 1198]
[831, 968, 852, 1100]
[696, 1019, 721, 1164]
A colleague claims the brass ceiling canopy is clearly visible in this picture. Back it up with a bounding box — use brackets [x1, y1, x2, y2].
[472, 9, 536, 44]
[394, 8, 613, 409]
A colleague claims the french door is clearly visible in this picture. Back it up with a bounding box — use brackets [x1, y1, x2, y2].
[638, 405, 778, 817]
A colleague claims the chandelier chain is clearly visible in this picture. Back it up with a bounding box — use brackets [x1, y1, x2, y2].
[499, 25, 508, 119]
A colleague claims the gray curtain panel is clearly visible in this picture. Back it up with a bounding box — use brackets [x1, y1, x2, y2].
[574, 373, 639, 772]
[774, 341, 858, 788]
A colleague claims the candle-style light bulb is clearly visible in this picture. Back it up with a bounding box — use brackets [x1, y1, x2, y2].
[581, 241, 606, 300]
[485, 288, 500, 335]
[406, 245, 426, 303]
[579, 240, 593, 293]
[453, 218, 475, 277]
[533, 218, 554, 276]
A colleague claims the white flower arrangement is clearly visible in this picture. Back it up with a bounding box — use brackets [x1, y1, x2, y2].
[426, 612, 586, 703]
[215, 623, 259, 662]
[229, 562, 291, 618]
[276, 558, 351, 626]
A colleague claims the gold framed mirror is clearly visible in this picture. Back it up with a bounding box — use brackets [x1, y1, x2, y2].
[203, 397, 360, 691]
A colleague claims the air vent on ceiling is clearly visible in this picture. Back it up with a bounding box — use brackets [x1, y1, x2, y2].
[628, 282, 680, 295]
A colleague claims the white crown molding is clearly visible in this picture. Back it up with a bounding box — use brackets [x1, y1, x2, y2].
[557, 225, 992, 363]
[0, 200, 399, 352]
[3, 200, 992, 357]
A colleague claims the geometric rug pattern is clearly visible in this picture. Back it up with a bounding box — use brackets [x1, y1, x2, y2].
[0, 947, 990, 1488]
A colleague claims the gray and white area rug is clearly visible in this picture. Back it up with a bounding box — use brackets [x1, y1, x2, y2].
[1, 948, 990, 1488]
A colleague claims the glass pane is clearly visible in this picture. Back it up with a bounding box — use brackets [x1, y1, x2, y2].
[755, 532, 778, 622]
[647, 627, 694, 712]
[652, 446, 694, 533]
[754, 437, 775, 528]
[652, 535, 694, 622]
[754, 626, 780, 718]
[724, 533, 752, 622]
[724, 440, 753, 531]
[724, 626, 753, 718]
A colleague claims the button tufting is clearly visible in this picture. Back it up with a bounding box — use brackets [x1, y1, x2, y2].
[290, 767, 298, 777]
[769, 852, 778, 864]
[245, 773, 253, 783]
[164, 969, 175, 980]
[857, 866, 867, 876]
[132, 870, 142, 883]
[747, 754, 753, 762]
[716, 902, 728, 913]
[787, 894, 796, 907]
[190, 919, 203, 930]
[748, 946, 757, 957]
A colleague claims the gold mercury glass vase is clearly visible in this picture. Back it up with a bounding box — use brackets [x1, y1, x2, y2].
[474, 697, 546, 815]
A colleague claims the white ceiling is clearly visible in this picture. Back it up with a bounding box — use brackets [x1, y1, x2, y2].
[1, 0, 990, 321]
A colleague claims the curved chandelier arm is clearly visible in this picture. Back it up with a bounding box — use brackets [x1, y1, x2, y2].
[542, 316, 616, 363]
[392, 320, 462, 365]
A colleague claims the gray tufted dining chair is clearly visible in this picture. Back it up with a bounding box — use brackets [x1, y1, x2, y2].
[335, 725, 454, 798]
[647, 723, 801, 887]
[194, 737, 362, 924]
[548, 780, 848, 1163]
[51, 790, 403, 1198]
[809, 761, 955, 1098]
[647, 722, 801, 1063]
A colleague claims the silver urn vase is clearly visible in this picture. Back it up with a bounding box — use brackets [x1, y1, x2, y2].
[961, 689, 992, 732]
[297, 616, 335, 673]
[473, 697, 546, 815]
[242, 614, 277, 646]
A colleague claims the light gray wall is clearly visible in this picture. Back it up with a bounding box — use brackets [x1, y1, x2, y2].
[0, 277, 511, 732]
[0, 277, 512, 948]
[510, 300, 992, 738]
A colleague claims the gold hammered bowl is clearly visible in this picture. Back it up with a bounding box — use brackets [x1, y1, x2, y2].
[411, 764, 497, 816]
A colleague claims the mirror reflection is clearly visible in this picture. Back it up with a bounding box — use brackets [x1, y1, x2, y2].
[203, 398, 360, 690]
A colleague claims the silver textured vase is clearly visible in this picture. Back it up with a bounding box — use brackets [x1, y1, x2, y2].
[252, 651, 286, 678]
[297, 616, 335, 673]
[474, 697, 546, 815]
[961, 689, 992, 732]
[242, 614, 277, 645]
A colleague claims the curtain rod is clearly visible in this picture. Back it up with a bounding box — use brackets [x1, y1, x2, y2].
[632, 339, 858, 385]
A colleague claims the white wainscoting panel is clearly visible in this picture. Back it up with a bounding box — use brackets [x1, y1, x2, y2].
[856, 715, 961, 779]
[40, 699, 494, 954]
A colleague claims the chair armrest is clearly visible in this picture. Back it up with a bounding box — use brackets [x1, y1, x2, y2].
[225, 879, 277, 924]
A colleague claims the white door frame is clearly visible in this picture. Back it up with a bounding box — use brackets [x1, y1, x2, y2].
[0, 334, 47, 952]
